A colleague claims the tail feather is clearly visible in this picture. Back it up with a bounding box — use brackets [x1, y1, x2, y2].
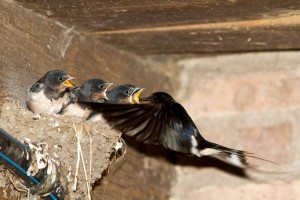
[199, 142, 276, 169]
[210, 150, 251, 168]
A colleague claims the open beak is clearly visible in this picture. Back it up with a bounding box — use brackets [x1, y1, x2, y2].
[129, 88, 144, 104]
[63, 77, 75, 87]
[102, 83, 113, 100]
[104, 83, 113, 91]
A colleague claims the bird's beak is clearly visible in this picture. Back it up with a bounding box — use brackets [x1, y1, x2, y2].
[63, 77, 75, 87]
[93, 83, 113, 101]
[104, 83, 114, 90]
[102, 83, 113, 100]
[130, 88, 144, 104]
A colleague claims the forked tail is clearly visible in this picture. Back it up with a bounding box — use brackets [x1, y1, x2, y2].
[199, 141, 275, 169]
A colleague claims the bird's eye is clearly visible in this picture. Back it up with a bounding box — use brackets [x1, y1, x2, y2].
[99, 84, 104, 89]
[58, 77, 63, 81]
[124, 90, 129, 95]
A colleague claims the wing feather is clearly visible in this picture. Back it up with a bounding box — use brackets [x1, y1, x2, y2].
[88, 101, 203, 153]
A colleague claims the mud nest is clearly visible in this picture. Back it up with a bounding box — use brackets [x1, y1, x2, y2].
[0, 99, 121, 199]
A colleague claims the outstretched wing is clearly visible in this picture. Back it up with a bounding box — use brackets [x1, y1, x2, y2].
[88, 102, 205, 153]
[84, 98, 276, 169]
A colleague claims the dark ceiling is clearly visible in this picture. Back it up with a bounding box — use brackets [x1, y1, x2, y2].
[17, 0, 300, 55]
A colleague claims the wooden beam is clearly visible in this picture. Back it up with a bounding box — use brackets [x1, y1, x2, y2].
[88, 15, 300, 35]
[93, 23, 300, 54]
[13, 0, 300, 54]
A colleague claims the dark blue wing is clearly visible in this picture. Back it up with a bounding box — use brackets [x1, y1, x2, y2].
[89, 101, 205, 153]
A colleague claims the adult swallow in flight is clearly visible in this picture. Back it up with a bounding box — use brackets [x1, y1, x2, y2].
[84, 92, 272, 168]
[26, 70, 75, 115]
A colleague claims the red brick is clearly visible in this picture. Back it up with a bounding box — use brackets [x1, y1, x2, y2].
[173, 53, 300, 200]
[180, 181, 300, 200]
[238, 122, 293, 165]
[191, 115, 296, 168]
[181, 70, 300, 115]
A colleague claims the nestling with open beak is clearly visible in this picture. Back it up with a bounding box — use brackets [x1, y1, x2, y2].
[86, 84, 144, 122]
[26, 70, 75, 115]
[106, 84, 144, 104]
[62, 79, 113, 119]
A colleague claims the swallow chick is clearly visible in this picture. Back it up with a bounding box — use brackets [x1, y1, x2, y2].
[26, 70, 75, 115]
[86, 84, 144, 122]
[107, 84, 144, 104]
[62, 79, 113, 119]
[85, 92, 272, 169]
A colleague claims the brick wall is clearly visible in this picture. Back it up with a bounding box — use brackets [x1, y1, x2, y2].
[171, 51, 300, 200]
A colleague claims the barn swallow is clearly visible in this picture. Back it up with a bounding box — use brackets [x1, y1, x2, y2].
[62, 79, 113, 119]
[84, 92, 272, 169]
[26, 70, 75, 115]
[86, 84, 144, 122]
[107, 84, 144, 104]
